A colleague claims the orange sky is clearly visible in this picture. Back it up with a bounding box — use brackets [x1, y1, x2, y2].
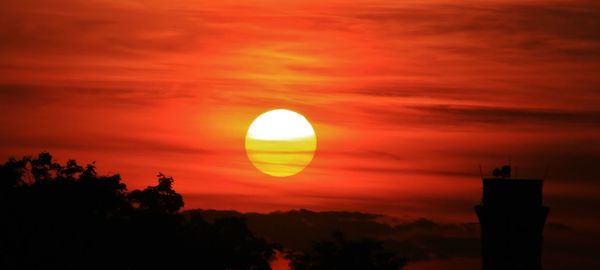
[1, 0, 599, 228]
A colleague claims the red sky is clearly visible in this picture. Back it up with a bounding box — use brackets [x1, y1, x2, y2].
[1, 0, 599, 231]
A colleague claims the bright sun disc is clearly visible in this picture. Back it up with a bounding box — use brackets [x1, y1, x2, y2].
[245, 109, 317, 177]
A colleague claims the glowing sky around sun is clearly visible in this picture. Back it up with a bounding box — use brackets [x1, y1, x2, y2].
[0, 0, 599, 239]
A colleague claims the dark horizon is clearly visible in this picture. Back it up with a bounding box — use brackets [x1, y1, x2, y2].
[2, 153, 599, 269]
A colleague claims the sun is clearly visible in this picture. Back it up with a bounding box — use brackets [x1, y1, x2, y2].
[245, 109, 317, 177]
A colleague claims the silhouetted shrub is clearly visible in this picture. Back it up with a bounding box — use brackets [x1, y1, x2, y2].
[286, 232, 406, 270]
[129, 173, 183, 215]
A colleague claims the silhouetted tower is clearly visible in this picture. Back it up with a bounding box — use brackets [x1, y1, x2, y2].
[475, 165, 549, 270]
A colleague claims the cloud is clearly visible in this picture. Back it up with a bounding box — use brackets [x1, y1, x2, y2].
[359, 104, 600, 131]
[408, 104, 600, 127]
[0, 0, 217, 58]
[0, 83, 199, 107]
[351, 2, 600, 49]
[0, 133, 213, 157]
[340, 165, 475, 178]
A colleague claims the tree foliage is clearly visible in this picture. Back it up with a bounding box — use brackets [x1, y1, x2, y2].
[0, 152, 274, 270]
[129, 173, 184, 214]
[0, 152, 405, 270]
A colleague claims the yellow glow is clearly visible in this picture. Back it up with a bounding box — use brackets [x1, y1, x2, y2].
[245, 109, 317, 177]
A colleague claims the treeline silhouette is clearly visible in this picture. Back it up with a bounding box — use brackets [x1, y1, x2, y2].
[0, 152, 405, 270]
[190, 209, 479, 261]
[286, 232, 406, 270]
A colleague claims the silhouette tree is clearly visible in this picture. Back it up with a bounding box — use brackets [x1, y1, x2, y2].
[286, 232, 406, 270]
[210, 217, 276, 270]
[0, 157, 27, 190]
[129, 173, 183, 214]
[0, 152, 276, 270]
